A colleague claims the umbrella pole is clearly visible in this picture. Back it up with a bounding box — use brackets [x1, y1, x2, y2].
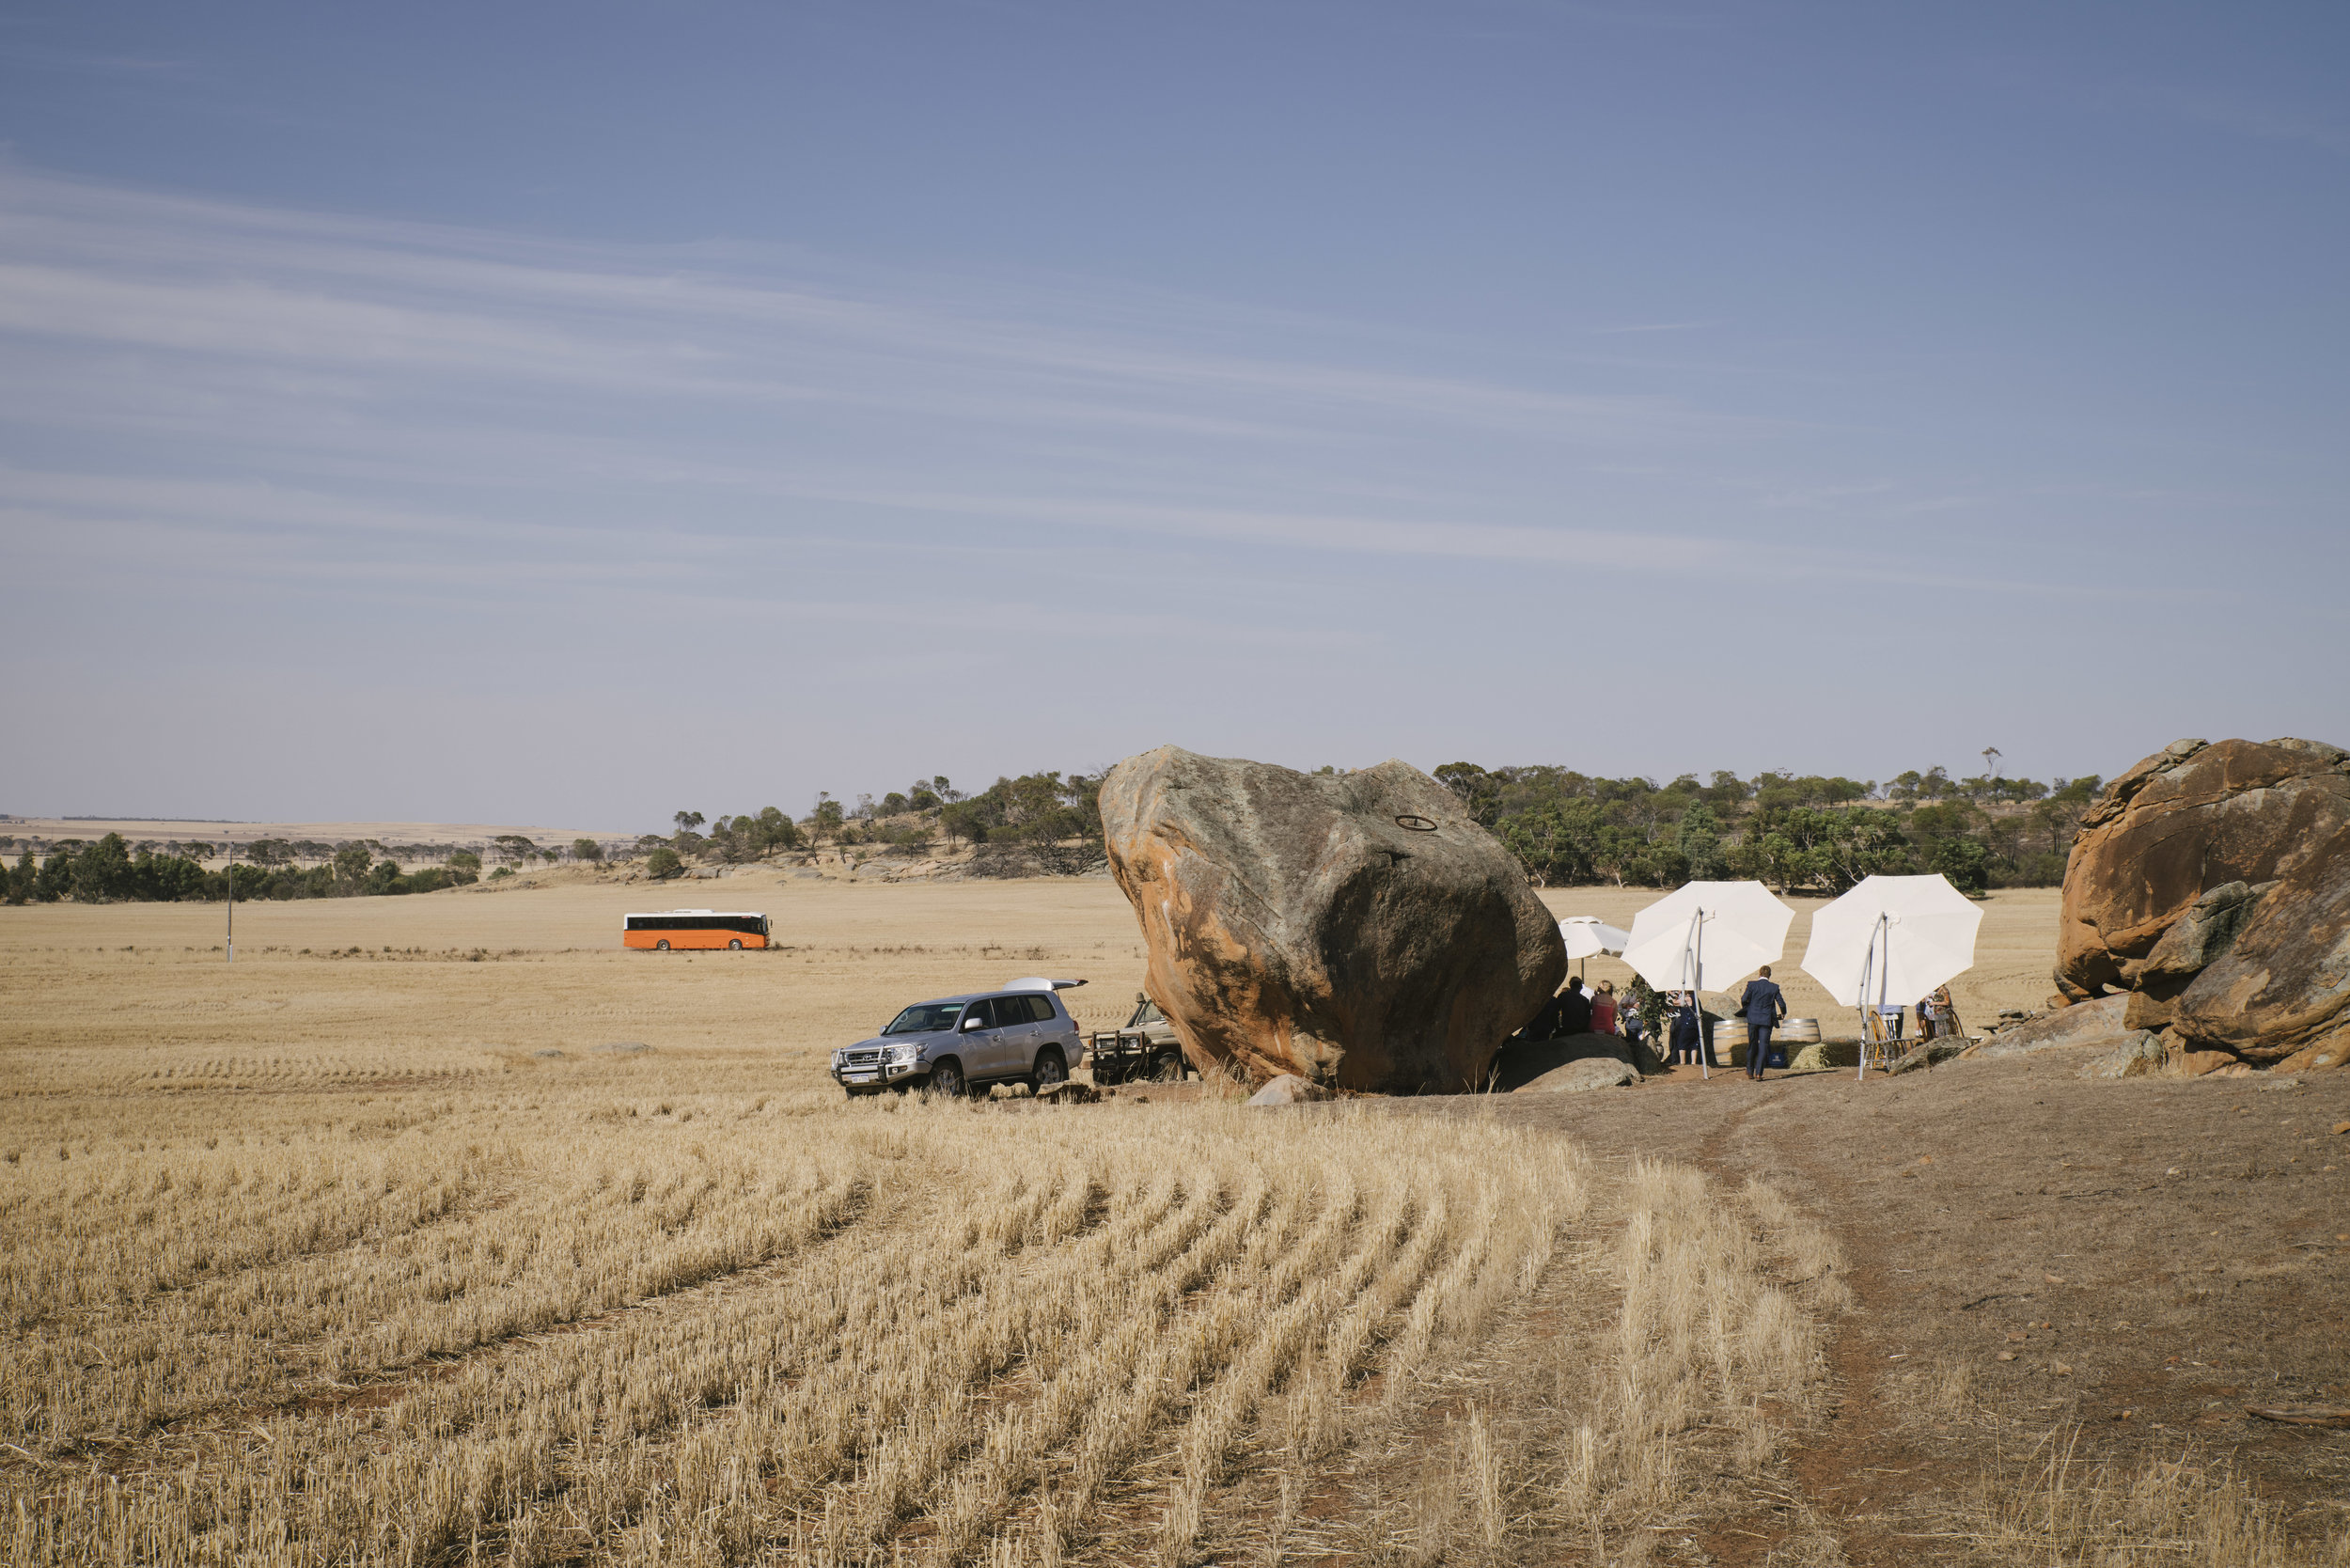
[1877, 913, 1893, 1074]
[1857, 913, 1888, 1083]
[1856, 917, 1871, 1082]
[1691, 908, 1708, 1081]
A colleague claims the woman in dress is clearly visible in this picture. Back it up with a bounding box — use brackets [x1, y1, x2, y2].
[1668, 991, 1702, 1065]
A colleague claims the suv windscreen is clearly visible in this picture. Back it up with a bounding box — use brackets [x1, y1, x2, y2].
[883, 1001, 968, 1035]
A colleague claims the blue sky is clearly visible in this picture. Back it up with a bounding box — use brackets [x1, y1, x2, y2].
[2, 2, 2344, 830]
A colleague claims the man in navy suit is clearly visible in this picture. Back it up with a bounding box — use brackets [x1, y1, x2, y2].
[1740, 965, 1787, 1080]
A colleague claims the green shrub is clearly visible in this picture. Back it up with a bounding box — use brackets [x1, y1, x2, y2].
[644, 847, 683, 880]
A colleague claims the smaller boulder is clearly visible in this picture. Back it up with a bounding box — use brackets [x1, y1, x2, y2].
[2155, 1028, 2243, 1077]
[1489, 1032, 1661, 1090]
[2272, 1031, 2350, 1074]
[1965, 996, 2128, 1059]
[1514, 1057, 1640, 1093]
[1037, 1080, 1100, 1105]
[1883, 1038, 1970, 1075]
[1246, 1074, 1334, 1107]
[2073, 1031, 2165, 1079]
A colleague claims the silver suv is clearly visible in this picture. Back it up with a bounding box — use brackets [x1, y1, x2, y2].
[831, 982, 1087, 1098]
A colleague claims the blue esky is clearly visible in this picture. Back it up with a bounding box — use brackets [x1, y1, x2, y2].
[2, 1, 2344, 831]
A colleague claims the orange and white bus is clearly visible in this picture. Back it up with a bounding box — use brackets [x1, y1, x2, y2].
[623, 909, 772, 950]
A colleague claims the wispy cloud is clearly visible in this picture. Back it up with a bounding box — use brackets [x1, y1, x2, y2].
[0, 42, 200, 79]
[2154, 88, 2350, 158]
[0, 165, 1740, 444]
[0, 160, 2124, 636]
[1591, 321, 1714, 335]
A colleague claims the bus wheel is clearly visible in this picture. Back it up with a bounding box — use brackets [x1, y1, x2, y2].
[654, 939, 670, 951]
[728, 939, 743, 949]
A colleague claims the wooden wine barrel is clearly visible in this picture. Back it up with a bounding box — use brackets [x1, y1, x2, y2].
[1714, 1019, 1749, 1049]
[1778, 1018, 1823, 1043]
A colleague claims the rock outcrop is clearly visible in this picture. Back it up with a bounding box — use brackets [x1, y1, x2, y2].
[2074, 1031, 2165, 1079]
[1964, 994, 2129, 1058]
[2045, 737, 2350, 1077]
[2056, 739, 2350, 1001]
[2123, 880, 2276, 1031]
[1100, 747, 1566, 1093]
[2170, 821, 2350, 1070]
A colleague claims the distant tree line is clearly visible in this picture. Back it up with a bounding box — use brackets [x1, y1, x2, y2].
[2, 834, 480, 905]
[1432, 764, 2104, 895]
[5, 758, 2095, 904]
[643, 774, 1105, 879]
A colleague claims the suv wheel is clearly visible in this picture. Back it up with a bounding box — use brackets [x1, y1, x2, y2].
[1029, 1049, 1067, 1092]
[925, 1058, 967, 1099]
[1150, 1048, 1184, 1082]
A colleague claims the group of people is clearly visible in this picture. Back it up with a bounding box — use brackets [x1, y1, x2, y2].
[1518, 964, 1795, 1081]
[1522, 974, 1630, 1043]
[1517, 966, 1963, 1083]
[1871, 985, 1960, 1043]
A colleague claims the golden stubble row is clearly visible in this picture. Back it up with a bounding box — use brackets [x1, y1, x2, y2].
[3, 1072, 1590, 1568]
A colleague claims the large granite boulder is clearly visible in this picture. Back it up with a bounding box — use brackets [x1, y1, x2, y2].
[2055, 739, 2350, 1000]
[1100, 747, 1566, 1093]
[2170, 822, 2350, 1070]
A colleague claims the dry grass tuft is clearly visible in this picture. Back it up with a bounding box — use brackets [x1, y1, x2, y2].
[1968, 1434, 2350, 1567]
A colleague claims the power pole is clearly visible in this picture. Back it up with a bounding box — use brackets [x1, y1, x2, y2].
[225, 841, 235, 963]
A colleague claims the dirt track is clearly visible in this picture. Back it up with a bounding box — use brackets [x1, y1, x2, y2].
[1417, 1051, 2350, 1562]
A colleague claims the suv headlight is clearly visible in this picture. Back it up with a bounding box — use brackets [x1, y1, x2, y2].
[884, 1043, 921, 1065]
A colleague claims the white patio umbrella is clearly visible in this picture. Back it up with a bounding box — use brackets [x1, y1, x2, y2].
[1558, 917, 1632, 979]
[1622, 881, 1796, 1079]
[1798, 873, 1982, 1081]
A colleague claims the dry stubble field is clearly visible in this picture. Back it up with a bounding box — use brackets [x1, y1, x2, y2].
[2, 879, 2338, 1566]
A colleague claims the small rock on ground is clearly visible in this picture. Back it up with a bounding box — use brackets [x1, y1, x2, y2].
[1246, 1074, 1334, 1106]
